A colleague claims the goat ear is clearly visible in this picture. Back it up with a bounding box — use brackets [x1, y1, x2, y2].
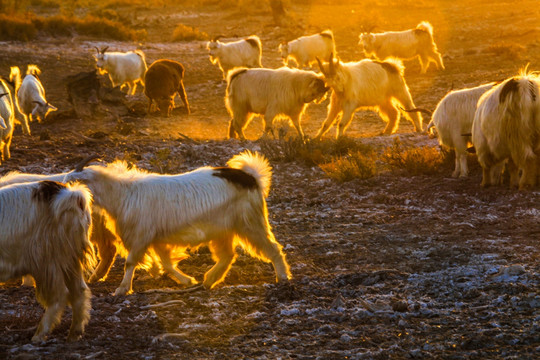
[0, 93, 9, 99]
[47, 103, 58, 111]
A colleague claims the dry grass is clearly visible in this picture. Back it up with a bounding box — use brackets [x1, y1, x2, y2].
[0, 13, 146, 41]
[381, 137, 445, 175]
[172, 24, 209, 42]
[319, 151, 377, 182]
[486, 42, 527, 60]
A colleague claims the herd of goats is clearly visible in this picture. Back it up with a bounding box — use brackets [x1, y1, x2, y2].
[0, 20, 539, 343]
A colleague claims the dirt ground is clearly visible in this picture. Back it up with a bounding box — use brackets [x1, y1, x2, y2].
[0, 1, 539, 359]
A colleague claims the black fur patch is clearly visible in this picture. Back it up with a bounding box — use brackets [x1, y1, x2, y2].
[33, 180, 65, 204]
[528, 80, 537, 102]
[213, 167, 258, 190]
[373, 61, 400, 74]
[499, 78, 519, 104]
[228, 68, 248, 84]
[245, 38, 260, 49]
[319, 31, 333, 40]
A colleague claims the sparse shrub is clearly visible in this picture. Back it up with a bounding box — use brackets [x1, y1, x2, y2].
[486, 42, 526, 60]
[319, 151, 377, 182]
[172, 23, 208, 41]
[381, 137, 444, 175]
[0, 14, 37, 41]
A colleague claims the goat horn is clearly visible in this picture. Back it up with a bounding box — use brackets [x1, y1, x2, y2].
[0, 93, 8, 98]
[32, 100, 45, 106]
[316, 57, 327, 76]
[400, 107, 433, 116]
[94, 46, 100, 54]
[74, 155, 101, 172]
[101, 46, 109, 54]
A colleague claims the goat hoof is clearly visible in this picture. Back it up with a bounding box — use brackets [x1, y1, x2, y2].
[114, 287, 131, 296]
[67, 331, 82, 342]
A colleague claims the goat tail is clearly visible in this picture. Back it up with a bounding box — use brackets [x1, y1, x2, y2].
[52, 183, 97, 274]
[227, 151, 272, 198]
[26, 64, 42, 77]
[416, 21, 434, 36]
[9, 66, 21, 91]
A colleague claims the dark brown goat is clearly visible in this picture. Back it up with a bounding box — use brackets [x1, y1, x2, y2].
[144, 59, 190, 116]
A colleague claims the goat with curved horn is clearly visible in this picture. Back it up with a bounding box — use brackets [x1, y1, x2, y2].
[74, 155, 101, 172]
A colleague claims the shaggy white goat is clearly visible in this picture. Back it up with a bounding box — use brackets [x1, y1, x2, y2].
[418, 82, 497, 178]
[279, 30, 336, 68]
[207, 36, 262, 79]
[94, 46, 147, 95]
[359, 21, 444, 74]
[0, 166, 163, 284]
[72, 151, 292, 296]
[472, 74, 540, 189]
[0, 180, 95, 342]
[0, 79, 17, 164]
[315, 55, 423, 138]
[14, 65, 57, 132]
[226, 67, 328, 141]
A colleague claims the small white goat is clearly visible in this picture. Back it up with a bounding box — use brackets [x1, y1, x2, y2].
[207, 36, 263, 79]
[226, 67, 329, 141]
[472, 74, 540, 189]
[72, 151, 292, 296]
[14, 65, 57, 133]
[359, 22, 444, 74]
[279, 30, 336, 68]
[0, 78, 17, 163]
[315, 55, 423, 138]
[94, 46, 147, 95]
[0, 180, 95, 342]
[414, 82, 497, 178]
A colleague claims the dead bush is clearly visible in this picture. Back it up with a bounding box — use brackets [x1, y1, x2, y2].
[172, 24, 208, 41]
[0, 14, 37, 41]
[319, 151, 377, 182]
[486, 42, 526, 60]
[381, 137, 444, 175]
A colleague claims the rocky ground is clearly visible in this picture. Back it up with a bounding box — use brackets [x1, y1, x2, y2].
[0, 1, 539, 359]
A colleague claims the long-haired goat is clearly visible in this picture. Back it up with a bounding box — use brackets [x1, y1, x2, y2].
[0, 78, 17, 164]
[279, 30, 336, 68]
[72, 151, 291, 296]
[144, 59, 190, 116]
[6, 66, 28, 134]
[94, 46, 147, 95]
[0, 167, 164, 284]
[359, 21, 444, 74]
[207, 36, 263, 79]
[315, 55, 423, 138]
[0, 180, 95, 342]
[14, 65, 57, 133]
[472, 74, 540, 189]
[226, 67, 328, 141]
[416, 82, 497, 178]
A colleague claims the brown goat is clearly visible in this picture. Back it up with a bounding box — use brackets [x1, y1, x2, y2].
[144, 59, 190, 116]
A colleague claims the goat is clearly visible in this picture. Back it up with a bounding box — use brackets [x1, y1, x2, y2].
[72, 151, 291, 296]
[407, 82, 497, 177]
[279, 30, 336, 68]
[0, 79, 17, 164]
[94, 46, 147, 95]
[359, 21, 444, 74]
[0, 180, 95, 342]
[6, 66, 28, 134]
[472, 74, 540, 189]
[207, 36, 262, 79]
[315, 55, 423, 138]
[144, 59, 190, 116]
[14, 65, 57, 133]
[226, 67, 328, 141]
[0, 166, 162, 284]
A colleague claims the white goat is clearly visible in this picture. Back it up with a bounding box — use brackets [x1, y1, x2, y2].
[472, 74, 540, 189]
[359, 21, 444, 74]
[207, 36, 262, 79]
[226, 67, 329, 141]
[315, 55, 423, 138]
[279, 30, 336, 68]
[14, 65, 57, 133]
[0, 180, 95, 342]
[0, 166, 163, 284]
[418, 82, 497, 178]
[94, 46, 147, 95]
[72, 151, 291, 296]
[0, 78, 17, 164]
